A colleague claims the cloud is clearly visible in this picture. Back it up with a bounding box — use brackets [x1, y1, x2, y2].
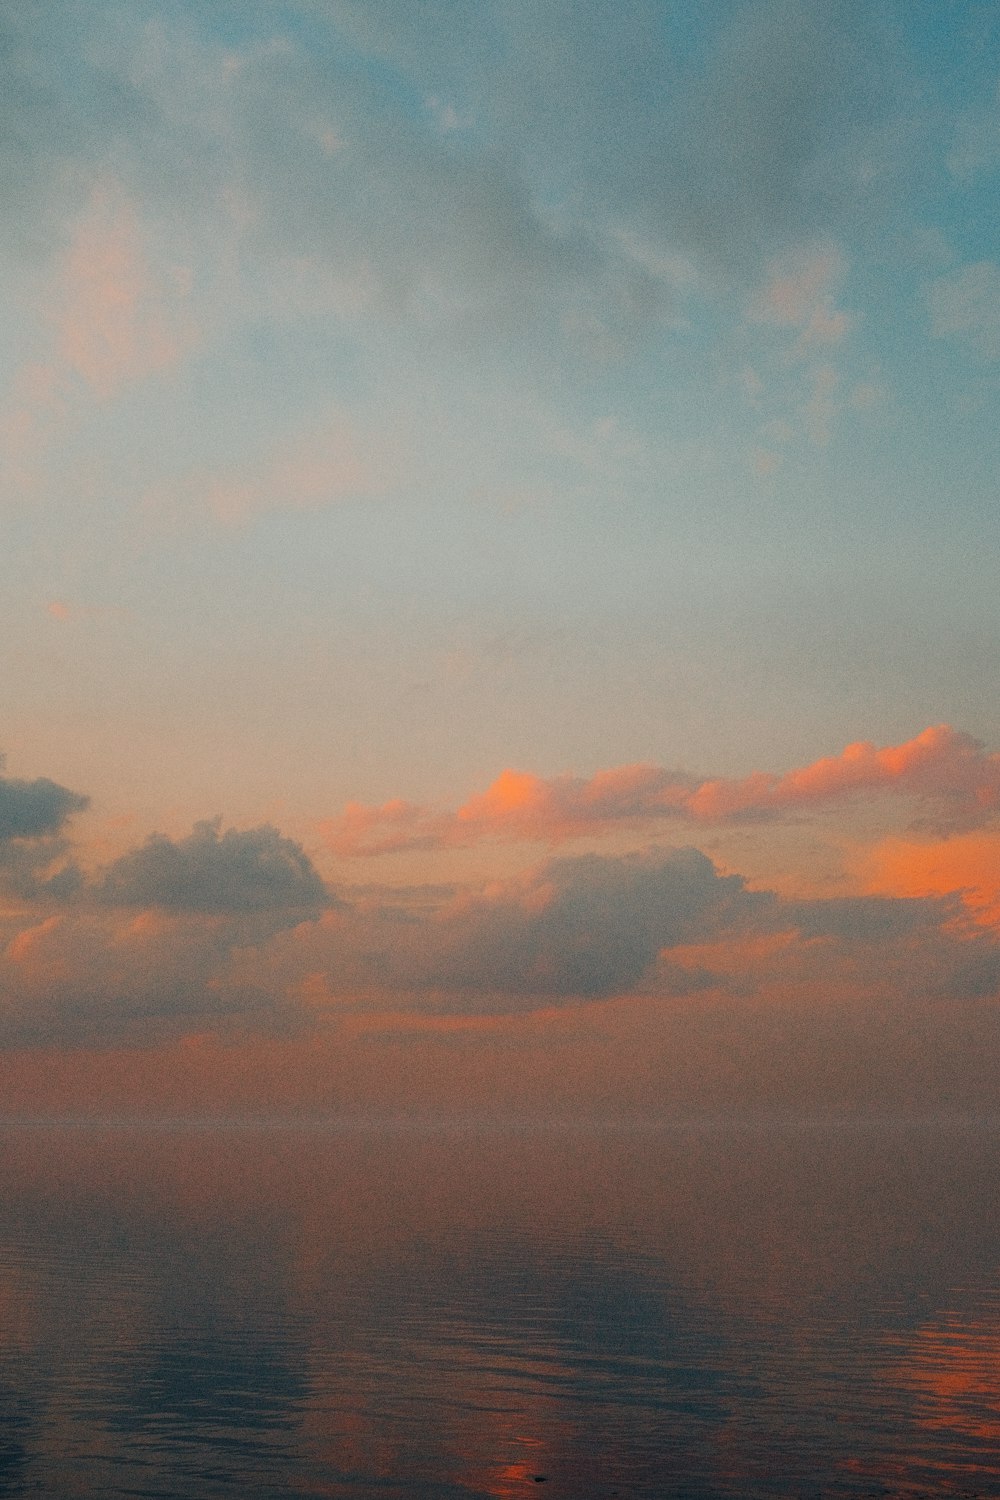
[0, 0, 914, 400]
[927, 262, 1000, 359]
[217, 844, 768, 1015]
[55, 182, 197, 398]
[0, 759, 85, 901]
[95, 819, 330, 914]
[2, 827, 999, 1046]
[418, 847, 764, 1002]
[205, 22, 667, 357]
[325, 725, 1000, 856]
[223, 839, 1000, 1024]
[0, 2, 154, 253]
[0, 179, 198, 500]
[143, 405, 388, 525]
[947, 81, 1000, 182]
[637, 0, 900, 270]
[748, 244, 852, 347]
[0, 0, 896, 376]
[0, 767, 88, 842]
[316, 0, 900, 275]
[0, 906, 302, 1049]
[1, 740, 993, 1049]
[859, 830, 1000, 928]
[0, 815, 330, 1045]
[786, 893, 957, 944]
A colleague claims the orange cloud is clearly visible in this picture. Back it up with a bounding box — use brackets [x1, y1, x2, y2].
[324, 725, 1000, 856]
[862, 831, 1000, 926]
[6, 916, 64, 965]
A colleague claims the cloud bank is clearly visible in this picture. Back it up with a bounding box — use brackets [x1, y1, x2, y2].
[0, 732, 998, 1054]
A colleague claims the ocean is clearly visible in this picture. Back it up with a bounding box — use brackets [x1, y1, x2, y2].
[1, 1118, 998, 1498]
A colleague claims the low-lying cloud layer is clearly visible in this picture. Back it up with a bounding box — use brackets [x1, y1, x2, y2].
[1, 728, 999, 1055]
[0, 743, 998, 1050]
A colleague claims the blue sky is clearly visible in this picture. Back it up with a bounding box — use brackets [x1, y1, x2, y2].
[2, 2, 1000, 1106]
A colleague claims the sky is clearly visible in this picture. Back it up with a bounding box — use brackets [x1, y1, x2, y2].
[2, 0, 1000, 1116]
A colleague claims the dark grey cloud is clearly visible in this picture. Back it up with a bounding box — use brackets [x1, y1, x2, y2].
[337, 846, 1000, 1012]
[96, 819, 330, 914]
[419, 847, 769, 1001]
[0, 766, 88, 901]
[212, 844, 770, 1017]
[0, 905, 304, 1050]
[0, 802, 326, 1046]
[3, 829, 1000, 1049]
[653, 0, 900, 265]
[218, 29, 664, 353]
[935, 949, 1000, 1002]
[0, 770, 88, 840]
[232, 837, 1000, 1021]
[0, 842, 83, 903]
[787, 894, 958, 944]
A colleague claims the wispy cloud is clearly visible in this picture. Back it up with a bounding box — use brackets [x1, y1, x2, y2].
[142, 405, 388, 526]
[0, 181, 197, 499]
[748, 244, 852, 349]
[927, 261, 1000, 360]
[56, 182, 197, 398]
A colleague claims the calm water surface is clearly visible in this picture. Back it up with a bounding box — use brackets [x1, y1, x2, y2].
[1, 1120, 999, 1497]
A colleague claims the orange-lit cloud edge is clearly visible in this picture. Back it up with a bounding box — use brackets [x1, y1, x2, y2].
[4, 722, 1000, 1116]
[323, 724, 1000, 855]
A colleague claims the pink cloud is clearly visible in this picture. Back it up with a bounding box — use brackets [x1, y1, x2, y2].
[141, 405, 388, 527]
[0, 360, 68, 497]
[6, 916, 64, 965]
[57, 183, 196, 397]
[0, 185, 198, 497]
[748, 245, 848, 337]
[205, 410, 378, 524]
[323, 725, 1000, 856]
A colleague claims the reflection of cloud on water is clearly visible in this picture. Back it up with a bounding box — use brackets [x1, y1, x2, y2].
[888, 1292, 1000, 1442]
[295, 1231, 735, 1498]
[873, 1287, 1000, 1493]
[0, 1262, 36, 1494]
[0, 1401, 30, 1499]
[0, 1150, 310, 1496]
[7, 1126, 1000, 1494]
[0, 1130, 736, 1496]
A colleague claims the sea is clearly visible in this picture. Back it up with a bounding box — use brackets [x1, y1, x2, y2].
[1, 1118, 999, 1498]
